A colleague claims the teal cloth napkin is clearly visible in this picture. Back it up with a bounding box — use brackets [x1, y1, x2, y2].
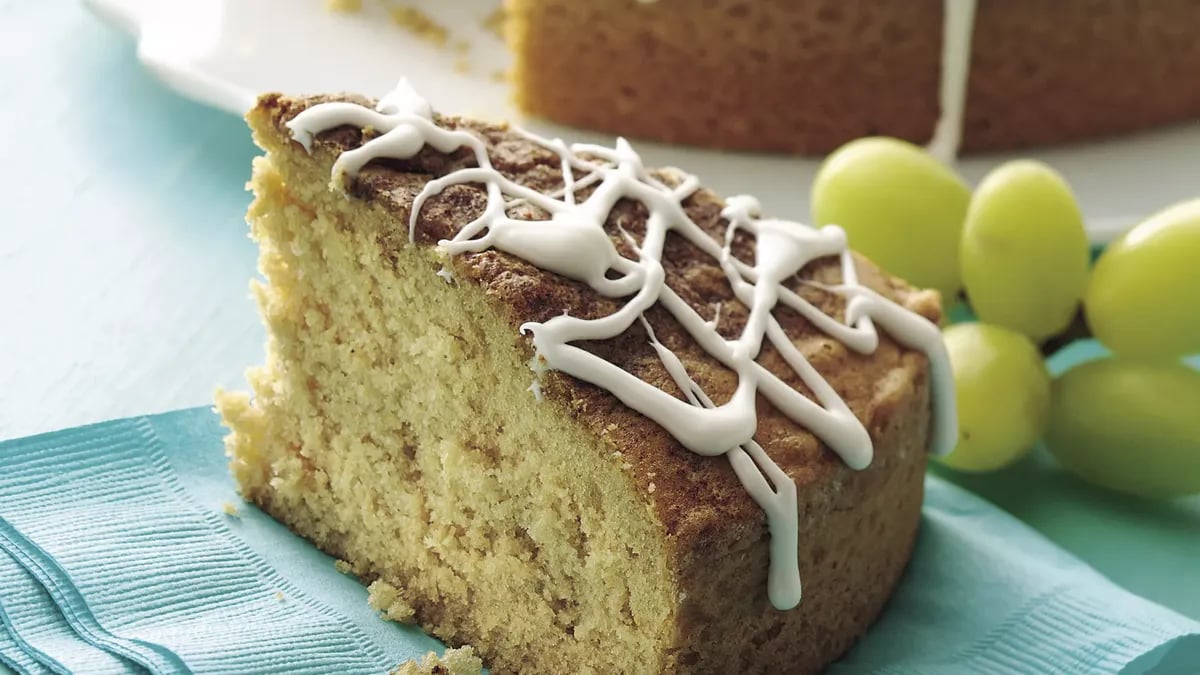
[0, 408, 1196, 674]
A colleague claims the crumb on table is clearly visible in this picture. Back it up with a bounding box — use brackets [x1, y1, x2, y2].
[326, 0, 362, 12]
[389, 5, 449, 47]
[368, 579, 417, 624]
[390, 646, 483, 675]
[482, 6, 505, 38]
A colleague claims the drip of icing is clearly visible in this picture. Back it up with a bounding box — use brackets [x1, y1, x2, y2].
[927, 0, 978, 163]
[288, 81, 958, 611]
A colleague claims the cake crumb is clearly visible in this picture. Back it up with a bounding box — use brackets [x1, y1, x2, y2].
[481, 6, 505, 38]
[389, 5, 449, 47]
[326, 0, 362, 12]
[622, 462, 633, 471]
[368, 579, 417, 624]
[334, 560, 354, 575]
[489, 70, 508, 83]
[220, 501, 240, 517]
[648, 482, 657, 493]
[274, 590, 286, 602]
[390, 646, 482, 675]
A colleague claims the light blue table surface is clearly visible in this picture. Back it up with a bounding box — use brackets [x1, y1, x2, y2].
[1, 3, 1197, 665]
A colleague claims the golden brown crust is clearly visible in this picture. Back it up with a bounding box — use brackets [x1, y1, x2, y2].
[251, 92, 939, 672]
[505, 0, 1200, 155]
[963, 0, 1200, 151]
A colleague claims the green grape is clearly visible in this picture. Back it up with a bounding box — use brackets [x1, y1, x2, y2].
[961, 160, 1090, 341]
[939, 323, 1051, 472]
[1046, 358, 1200, 498]
[811, 137, 970, 302]
[1085, 199, 1200, 360]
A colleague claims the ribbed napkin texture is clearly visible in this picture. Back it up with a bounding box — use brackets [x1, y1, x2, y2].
[830, 479, 1200, 675]
[0, 418, 392, 674]
[0, 546, 132, 674]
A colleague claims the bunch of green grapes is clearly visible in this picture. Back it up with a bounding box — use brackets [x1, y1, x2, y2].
[812, 142, 1200, 498]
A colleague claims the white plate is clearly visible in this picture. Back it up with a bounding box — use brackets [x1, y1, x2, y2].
[86, 0, 1200, 244]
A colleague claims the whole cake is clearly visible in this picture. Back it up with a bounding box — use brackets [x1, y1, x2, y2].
[217, 81, 954, 673]
[506, 0, 1200, 156]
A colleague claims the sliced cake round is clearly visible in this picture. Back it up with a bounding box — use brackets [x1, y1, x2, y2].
[505, 0, 1200, 155]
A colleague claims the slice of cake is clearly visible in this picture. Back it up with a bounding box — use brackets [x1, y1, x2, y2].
[217, 80, 954, 674]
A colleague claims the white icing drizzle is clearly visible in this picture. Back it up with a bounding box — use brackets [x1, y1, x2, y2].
[287, 80, 957, 611]
[928, 0, 978, 163]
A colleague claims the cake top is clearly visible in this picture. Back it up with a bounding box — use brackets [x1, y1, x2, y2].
[272, 81, 955, 610]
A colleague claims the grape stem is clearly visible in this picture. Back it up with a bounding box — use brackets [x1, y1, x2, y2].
[1041, 309, 1092, 357]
